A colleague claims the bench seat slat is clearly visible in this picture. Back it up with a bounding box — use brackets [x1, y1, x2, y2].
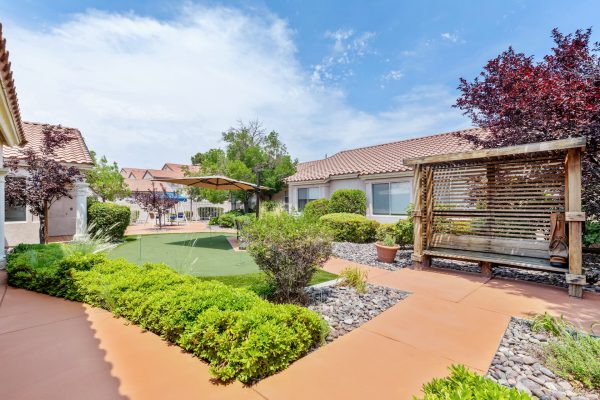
[424, 248, 567, 273]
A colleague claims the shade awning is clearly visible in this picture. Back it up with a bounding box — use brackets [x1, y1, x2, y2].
[153, 175, 270, 191]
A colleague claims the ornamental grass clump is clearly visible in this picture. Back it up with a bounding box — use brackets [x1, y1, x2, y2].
[531, 313, 600, 389]
[243, 212, 333, 305]
[338, 266, 368, 294]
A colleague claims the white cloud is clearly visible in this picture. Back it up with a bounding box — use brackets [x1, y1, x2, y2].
[5, 6, 469, 167]
[311, 29, 376, 84]
[382, 70, 403, 81]
[441, 32, 459, 43]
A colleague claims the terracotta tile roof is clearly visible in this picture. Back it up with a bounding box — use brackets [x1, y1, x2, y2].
[0, 24, 25, 145]
[4, 121, 93, 165]
[124, 178, 172, 193]
[121, 168, 147, 179]
[286, 128, 484, 182]
[162, 163, 200, 175]
[143, 169, 182, 179]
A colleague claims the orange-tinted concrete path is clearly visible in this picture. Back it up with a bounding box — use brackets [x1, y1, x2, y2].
[2, 259, 599, 400]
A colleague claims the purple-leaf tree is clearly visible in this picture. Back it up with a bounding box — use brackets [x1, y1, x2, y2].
[5, 125, 84, 243]
[131, 182, 178, 229]
[455, 28, 600, 216]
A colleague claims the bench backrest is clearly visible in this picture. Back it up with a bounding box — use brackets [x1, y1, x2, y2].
[429, 233, 549, 259]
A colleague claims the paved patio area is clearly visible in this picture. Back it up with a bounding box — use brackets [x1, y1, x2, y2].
[1, 260, 599, 399]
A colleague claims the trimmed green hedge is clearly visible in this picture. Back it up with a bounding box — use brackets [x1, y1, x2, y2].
[417, 365, 532, 399]
[320, 213, 379, 243]
[88, 201, 131, 241]
[328, 189, 367, 215]
[584, 220, 600, 247]
[302, 198, 330, 221]
[6, 247, 327, 383]
[209, 209, 244, 227]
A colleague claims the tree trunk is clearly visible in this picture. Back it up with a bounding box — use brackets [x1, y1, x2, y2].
[39, 201, 49, 244]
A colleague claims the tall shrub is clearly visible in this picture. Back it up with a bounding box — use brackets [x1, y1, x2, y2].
[328, 189, 367, 215]
[88, 202, 130, 241]
[320, 213, 379, 243]
[302, 198, 330, 221]
[243, 212, 332, 304]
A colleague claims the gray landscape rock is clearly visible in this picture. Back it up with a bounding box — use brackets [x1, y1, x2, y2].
[487, 318, 598, 400]
[307, 283, 408, 343]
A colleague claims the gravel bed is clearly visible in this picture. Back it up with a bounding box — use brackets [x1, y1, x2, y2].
[332, 242, 600, 293]
[307, 284, 408, 342]
[488, 318, 599, 400]
[332, 242, 412, 270]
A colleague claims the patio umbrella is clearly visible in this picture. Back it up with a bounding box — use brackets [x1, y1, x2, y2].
[153, 175, 271, 217]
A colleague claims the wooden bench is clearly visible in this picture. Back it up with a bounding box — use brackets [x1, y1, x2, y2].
[404, 138, 588, 297]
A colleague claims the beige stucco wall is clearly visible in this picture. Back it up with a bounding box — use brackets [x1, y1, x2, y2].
[5, 184, 78, 246]
[288, 172, 413, 224]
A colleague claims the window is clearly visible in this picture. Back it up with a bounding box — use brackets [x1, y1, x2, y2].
[6, 205, 26, 222]
[372, 182, 411, 215]
[298, 187, 320, 211]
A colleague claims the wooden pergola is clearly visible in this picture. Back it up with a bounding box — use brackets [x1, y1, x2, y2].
[403, 137, 587, 297]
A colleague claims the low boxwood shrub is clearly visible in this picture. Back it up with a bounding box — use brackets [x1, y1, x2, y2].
[6, 247, 106, 300]
[88, 202, 131, 241]
[328, 189, 367, 215]
[243, 212, 333, 304]
[7, 245, 328, 383]
[417, 364, 532, 399]
[320, 213, 379, 243]
[302, 198, 330, 221]
[216, 209, 244, 227]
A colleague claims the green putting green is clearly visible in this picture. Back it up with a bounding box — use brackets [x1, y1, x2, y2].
[108, 233, 260, 277]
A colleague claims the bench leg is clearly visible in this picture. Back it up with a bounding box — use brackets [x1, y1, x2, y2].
[412, 255, 431, 270]
[479, 261, 493, 278]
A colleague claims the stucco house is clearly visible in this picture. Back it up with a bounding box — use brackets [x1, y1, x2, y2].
[0, 24, 27, 259]
[285, 129, 482, 223]
[4, 122, 93, 245]
[0, 25, 93, 250]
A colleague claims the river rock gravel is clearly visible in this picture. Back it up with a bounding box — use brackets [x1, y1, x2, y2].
[307, 283, 408, 342]
[332, 242, 600, 293]
[487, 318, 599, 400]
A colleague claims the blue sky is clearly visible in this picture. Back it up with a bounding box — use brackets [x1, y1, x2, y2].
[1, 1, 599, 167]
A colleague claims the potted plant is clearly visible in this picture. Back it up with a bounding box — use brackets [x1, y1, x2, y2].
[375, 234, 400, 263]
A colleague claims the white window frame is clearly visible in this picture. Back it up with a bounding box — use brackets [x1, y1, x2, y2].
[371, 181, 411, 216]
[297, 187, 320, 211]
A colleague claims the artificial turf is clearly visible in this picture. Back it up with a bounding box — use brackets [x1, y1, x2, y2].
[107, 232, 338, 285]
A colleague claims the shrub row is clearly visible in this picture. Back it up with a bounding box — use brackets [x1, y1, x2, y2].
[7, 249, 327, 383]
[88, 201, 131, 241]
[320, 213, 379, 243]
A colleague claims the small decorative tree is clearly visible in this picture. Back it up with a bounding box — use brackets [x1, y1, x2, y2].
[5, 125, 83, 243]
[85, 151, 131, 201]
[455, 28, 600, 217]
[131, 183, 178, 229]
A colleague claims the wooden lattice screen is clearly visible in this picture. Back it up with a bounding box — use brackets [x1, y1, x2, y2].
[404, 137, 587, 298]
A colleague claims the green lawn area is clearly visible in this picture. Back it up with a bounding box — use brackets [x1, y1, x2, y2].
[107, 232, 337, 288]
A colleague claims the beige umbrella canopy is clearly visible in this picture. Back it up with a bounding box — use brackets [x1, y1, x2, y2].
[153, 175, 271, 217]
[153, 175, 270, 191]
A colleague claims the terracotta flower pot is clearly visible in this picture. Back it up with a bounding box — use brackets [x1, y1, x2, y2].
[375, 242, 400, 263]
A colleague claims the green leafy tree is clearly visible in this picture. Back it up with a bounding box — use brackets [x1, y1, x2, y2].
[189, 121, 297, 211]
[86, 151, 131, 202]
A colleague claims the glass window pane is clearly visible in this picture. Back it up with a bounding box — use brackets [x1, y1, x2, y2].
[298, 199, 308, 211]
[6, 205, 26, 222]
[372, 183, 390, 215]
[390, 182, 411, 215]
[308, 187, 320, 199]
[298, 188, 308, 200]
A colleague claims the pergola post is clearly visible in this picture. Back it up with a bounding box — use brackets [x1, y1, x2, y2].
[411, 164, 430, 269]
[565, 148, 585, 298]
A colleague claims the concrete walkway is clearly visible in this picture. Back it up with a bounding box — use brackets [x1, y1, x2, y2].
[1, 260, 599, 400]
